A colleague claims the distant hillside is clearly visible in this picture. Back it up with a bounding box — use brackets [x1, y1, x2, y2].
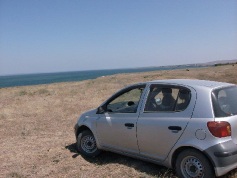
[201, 59, 237, 66]
[156, 59, 237, 70]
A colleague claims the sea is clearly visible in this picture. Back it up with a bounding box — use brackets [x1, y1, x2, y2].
[0, 65, 201, 88]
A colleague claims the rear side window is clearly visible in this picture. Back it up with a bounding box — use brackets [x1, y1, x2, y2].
[144, 85, 191, 112]
[212, 86, 237, 117]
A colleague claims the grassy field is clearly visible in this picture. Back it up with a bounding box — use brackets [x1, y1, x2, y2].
[1, 64, 237, 178]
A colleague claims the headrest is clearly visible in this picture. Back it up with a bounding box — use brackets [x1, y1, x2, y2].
[162, 88, 172, 94]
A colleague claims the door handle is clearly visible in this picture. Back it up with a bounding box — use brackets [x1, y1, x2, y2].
[125, 123, 134, 128]
[168, 126, 182, 131]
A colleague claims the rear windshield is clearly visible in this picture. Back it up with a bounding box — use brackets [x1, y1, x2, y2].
[212, 86, 237, 117]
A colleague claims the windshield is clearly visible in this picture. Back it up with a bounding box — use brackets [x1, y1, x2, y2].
[212, 86, 237, 117]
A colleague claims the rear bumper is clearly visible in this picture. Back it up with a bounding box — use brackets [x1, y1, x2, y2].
[204, 140, 237, 176]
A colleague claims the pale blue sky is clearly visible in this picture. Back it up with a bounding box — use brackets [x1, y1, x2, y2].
[0, 0, 237, 75]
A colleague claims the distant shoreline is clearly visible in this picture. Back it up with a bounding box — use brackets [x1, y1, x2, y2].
[1, 59, 237, 88]
[0, 64, 203, 88]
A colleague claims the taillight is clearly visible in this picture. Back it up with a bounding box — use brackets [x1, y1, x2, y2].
[207, 121, 231, 138]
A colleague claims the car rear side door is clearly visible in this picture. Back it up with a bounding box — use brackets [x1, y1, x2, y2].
[137, 84, 196, 161]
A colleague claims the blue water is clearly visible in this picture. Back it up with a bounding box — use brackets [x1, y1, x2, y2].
[0, 65, 200, 88]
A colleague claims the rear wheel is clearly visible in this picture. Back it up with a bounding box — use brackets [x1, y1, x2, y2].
[77, 130, 101, 157]
[175, 149, 214, 178]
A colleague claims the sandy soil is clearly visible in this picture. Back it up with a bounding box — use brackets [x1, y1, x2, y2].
[1, 65, 237, 178]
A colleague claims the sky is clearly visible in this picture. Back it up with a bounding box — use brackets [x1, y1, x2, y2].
[0, 0, 237, 76]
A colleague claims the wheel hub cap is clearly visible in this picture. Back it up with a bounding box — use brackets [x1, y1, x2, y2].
[81, 135, 97, 153]
[181, 156, 204, 178]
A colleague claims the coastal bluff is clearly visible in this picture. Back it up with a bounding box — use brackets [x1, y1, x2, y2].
[1, 65, 237, 178]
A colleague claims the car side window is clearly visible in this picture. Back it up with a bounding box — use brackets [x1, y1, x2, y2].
[212, 86, 237, 117]
[144, 85, 191, 112]
[175, 89, 191, 111]
[106, 86, 145, 113]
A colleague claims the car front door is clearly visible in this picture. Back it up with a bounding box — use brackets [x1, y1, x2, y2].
[96, 84, 146, 154]
[137, 84, 196, 161]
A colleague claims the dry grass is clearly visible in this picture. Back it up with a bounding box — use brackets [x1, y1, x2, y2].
[1, 65, 237, 178]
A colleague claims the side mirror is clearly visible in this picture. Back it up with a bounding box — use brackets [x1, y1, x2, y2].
[97, 105, 113, 114]
[127, 101, 135, 106]
[97, 106, 106, 114]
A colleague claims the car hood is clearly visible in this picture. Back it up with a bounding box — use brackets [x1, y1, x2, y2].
[78, 108, 97, 122]
[82, 108, 97, 117]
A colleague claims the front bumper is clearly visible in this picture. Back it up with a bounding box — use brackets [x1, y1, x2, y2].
[204, 140, 237, 176]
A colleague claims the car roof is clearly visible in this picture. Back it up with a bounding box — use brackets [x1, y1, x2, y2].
[146, 79, 235, 89]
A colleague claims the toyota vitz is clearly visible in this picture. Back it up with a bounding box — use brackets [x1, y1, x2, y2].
[74, 79, 237, 178]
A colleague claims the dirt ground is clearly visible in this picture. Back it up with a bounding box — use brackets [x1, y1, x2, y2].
[1, 65, 237, 178]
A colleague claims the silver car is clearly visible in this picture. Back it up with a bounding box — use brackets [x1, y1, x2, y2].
[74, 79, 237, 178]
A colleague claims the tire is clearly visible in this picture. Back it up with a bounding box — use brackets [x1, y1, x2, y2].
[175, 149, 215, 178]
[76, 130, 101, 157]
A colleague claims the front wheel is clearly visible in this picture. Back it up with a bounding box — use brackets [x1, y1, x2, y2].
[77, 130, 101, 157]
[175, 149, 214, 178]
